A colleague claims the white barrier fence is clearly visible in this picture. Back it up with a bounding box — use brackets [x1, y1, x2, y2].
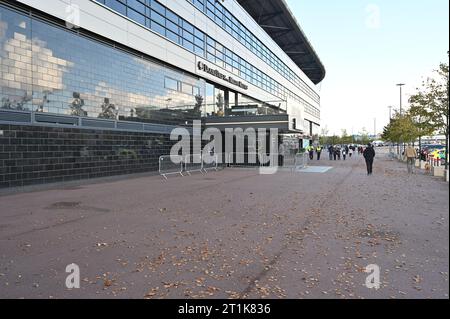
[185, 154, 204, 176]
[159, 153, 219, 179]
[227, 153, 280, 167]
[159, 155, 184, 179]
[202, 152, 220, 172]
[159, 152, 309, 179]
[294, 153, 309, 170]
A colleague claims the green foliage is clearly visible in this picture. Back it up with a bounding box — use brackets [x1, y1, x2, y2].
[382, 112, 420, 143]
[382, 53, 448, 160]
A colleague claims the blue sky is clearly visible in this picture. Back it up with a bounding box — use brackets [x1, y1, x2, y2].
[286, 0, 449, 136]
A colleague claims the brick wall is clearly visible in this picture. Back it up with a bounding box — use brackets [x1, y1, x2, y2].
[0, 124, 177, 188]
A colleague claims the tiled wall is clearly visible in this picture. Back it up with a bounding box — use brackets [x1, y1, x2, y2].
[0, 124, 176, 188]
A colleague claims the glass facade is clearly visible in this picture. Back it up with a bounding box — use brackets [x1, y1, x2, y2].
[94, 0, 320, 119]
[186, 0, 320, 103]
[0, 5, 206, 125]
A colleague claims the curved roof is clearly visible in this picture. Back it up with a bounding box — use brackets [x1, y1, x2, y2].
[237, 0, 326, 84]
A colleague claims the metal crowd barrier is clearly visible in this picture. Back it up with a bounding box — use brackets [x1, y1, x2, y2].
[202, 152, 220, 172]
[227, 153, 280, 168]
[159, 153, 221, 179]
[159, 155, 184, 180]
[294, 153, 309, 170]
[185, 154, 204, 175]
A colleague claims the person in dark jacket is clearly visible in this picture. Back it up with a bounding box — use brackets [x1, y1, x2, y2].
[363, 143, 376, 175]
[328, 145, 334, 160]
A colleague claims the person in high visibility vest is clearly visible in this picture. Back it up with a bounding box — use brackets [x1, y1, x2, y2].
[307, 145, 314, 160]
[316, 145, 323, 160]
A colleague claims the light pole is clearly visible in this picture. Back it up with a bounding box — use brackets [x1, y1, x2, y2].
[396, 84, 405, 115]
[397, 84, 406, 155]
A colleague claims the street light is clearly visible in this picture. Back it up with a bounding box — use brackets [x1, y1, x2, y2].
[388, 106, 394, 157]
[396, 83, 406, 154]
[388, 105, 393, 121]
[396, 83, 405, 115]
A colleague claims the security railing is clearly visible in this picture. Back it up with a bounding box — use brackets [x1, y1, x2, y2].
[227, 153, 281, 168]
[159, 155, 184, 180]
[294, 153, 309, 170]
[159, 153, 221, 179]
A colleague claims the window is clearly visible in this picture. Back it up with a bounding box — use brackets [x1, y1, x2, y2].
[182, 83, 193, 95]
[193, 86, 200, 96]
[128, 8, 146, 25]
[165, 77, 179, 91]
[128, 0, 145, 13]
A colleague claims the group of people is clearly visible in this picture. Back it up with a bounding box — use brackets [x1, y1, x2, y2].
[305, 143, 377, 176]
[304, 142, 420, 176]
[306, 145, 324, 160]
[305, 144, 359, 161]
[327, 145, 355, 161]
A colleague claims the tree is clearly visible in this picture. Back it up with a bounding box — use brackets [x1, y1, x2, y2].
[408, 54, 449, 168]
[359, 128, 372, 145]
[341, 129, 353, 145]
[382, 111, 420, 146]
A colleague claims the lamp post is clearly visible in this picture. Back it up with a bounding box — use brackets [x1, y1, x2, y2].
[397, 83, 406, 155]
[388, 106, 394, 155]
[396, 83, 405, 115]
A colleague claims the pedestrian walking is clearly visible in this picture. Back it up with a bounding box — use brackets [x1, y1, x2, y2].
[405, 144, 417, 174]
[336, 146, 341, 160]
[307, 145, 314, 160]
[349, 147, 354, 158]
[342, 148, 347, 161]
[328, 145, 334, 160]
[316, 145, 322, 161]
[363, 143, 376, 175]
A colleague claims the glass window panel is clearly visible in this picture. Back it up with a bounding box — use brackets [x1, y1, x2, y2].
[182, 39, 194, 51]
[151, 10, 165, 25]
[151, 21, 165, 36]
[151, 0, 165, 16]
[165, 9, 179, 24]
[109, 0, 127, 16]
[128, 8, 146, 25]
[182, 83, 193, 95]
[182, 30, 194, 42]
[182, 20, 194, 33]
[194, 45, 204, 56]
[166, 30, 180, 44]
[165, 77, 179, 91]
[128, 0, 146, 13]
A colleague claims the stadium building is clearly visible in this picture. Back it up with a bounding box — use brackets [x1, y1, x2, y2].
[0, 0, 325, 188]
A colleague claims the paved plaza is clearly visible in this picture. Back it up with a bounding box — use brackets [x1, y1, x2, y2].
[0, 149, 448, 299]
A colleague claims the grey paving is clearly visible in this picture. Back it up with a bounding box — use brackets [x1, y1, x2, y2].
[0, 149, 448, 299]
